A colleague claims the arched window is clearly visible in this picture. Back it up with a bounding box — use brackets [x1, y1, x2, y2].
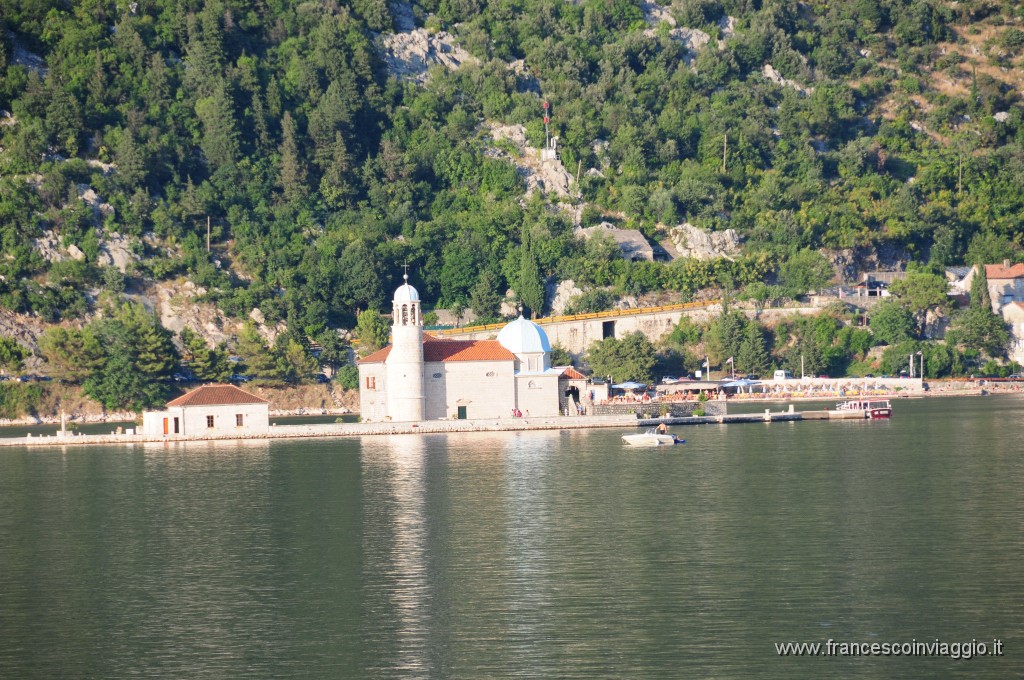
[402, 305, 408, 325]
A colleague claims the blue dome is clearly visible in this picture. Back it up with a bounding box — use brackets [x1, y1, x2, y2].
[497, 316, 551, 354]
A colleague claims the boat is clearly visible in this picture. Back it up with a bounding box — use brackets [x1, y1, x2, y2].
[835, 398, 892, 419]
[622, 429, 685, 446]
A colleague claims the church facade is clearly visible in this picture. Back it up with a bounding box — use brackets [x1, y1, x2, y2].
[358, 276, 577, 422]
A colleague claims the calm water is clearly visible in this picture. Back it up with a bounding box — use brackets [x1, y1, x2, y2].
[1, 397, 1021, 679]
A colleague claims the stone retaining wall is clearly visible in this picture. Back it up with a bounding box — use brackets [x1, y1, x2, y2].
[590, 401, 726, 418]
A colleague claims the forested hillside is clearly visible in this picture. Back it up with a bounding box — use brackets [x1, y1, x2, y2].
[1, 0, 1023, 408]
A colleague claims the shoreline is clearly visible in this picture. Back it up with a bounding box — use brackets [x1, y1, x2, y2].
[0, 407, 354, 429]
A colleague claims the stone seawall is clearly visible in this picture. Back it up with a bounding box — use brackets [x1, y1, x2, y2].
[0, 414, 639, 448]
[590, 401, 726, 418]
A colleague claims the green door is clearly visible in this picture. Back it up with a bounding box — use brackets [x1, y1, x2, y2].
[457, 406, 467, 420]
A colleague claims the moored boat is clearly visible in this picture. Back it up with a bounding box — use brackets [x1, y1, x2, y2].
[835, 398, 892, 419]
[622, 429, 685, 446]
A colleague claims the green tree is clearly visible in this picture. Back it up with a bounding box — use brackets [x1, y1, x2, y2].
[278, 112, 307, 204]
[180, 328, 232, 382]
[947, 307, 1010, 358]
[705, 310, 747, 366]
[869, 299, 917, 344]
[356, 310, 390, 354]
[778, 249, 834, 297]
[737, 324, 771, 375]
[0, 336, 26, 373]
[517, 244, 545, 317]
[970, 264, 991, 310]
[38, 326, 103, 383]
[469, 270, 504, 319]
[586, 332, 656, 383]
[235, 322, 282, 382]
[889, 271, 949, 336]
[82, 304, 179, 411]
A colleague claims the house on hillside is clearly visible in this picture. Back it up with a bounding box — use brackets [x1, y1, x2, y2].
[985, 261, 1024, 313]
[575, 223, 655, 262]
[1001, 303, 1024, 362]
[142, 384, 270, 436]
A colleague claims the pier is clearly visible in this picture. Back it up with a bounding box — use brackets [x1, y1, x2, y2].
[0, 405, 884, 448]
[638, 405, 876, 426]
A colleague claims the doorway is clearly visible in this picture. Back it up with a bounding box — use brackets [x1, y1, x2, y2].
[457, 406, 467, 420]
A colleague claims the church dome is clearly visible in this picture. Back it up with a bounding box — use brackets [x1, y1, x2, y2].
[497, 316, 551, 354]
[393, 278, 420, 303]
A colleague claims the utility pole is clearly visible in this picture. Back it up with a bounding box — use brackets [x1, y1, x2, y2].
[206, 216, 211, 253]
[722, 133, 728, 173]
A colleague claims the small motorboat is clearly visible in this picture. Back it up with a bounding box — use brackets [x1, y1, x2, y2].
[622, 429, 685, 446]
[835, 398, 892, 419]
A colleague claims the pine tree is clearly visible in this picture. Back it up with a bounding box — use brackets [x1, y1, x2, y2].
[278, 112, 307, 204]
[737, 325, 770, 375]
[116, 129, 146, 189]
[181, 328, 232, 382]
[235, 323, 283, 383]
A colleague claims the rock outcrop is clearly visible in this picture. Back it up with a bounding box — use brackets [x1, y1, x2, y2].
[378, 28, 478, 82]
[485, 122, 575, 198]
[547, 279, 584, 316]
[667, 222, 741, 260]
[761, 64, 813, 96]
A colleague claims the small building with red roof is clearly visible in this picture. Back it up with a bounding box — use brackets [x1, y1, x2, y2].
[142, 384, 270, 436]
[985, 260, 1024, 312]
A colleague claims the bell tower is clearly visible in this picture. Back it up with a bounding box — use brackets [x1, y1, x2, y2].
[385, 271, 425, 421]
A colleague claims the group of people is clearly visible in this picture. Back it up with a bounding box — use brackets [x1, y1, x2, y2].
[510, 408, 529, 418]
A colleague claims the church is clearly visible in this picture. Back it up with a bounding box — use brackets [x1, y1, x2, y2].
[358, 275, 585, 422]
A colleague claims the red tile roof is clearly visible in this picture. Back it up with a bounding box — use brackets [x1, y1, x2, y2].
[358, 346, 393, 363]
[986, 263, 1024, 279]
[425, 339, 515, 362]
[558, 366, 587, 380]
[166, 384, 268, 407]
[357, 336, 515, 363]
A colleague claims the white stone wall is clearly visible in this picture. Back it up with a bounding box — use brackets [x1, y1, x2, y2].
[514, 374, 560, 416]
[990, 278, 1024, 312]
[424, 360, 516, 420]
[359, 363, 389, 421]
[143, 403, 269, 436]
[439, 305, 822, 356]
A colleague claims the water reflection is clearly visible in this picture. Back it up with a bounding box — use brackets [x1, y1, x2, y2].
[361, 435, 431, 676]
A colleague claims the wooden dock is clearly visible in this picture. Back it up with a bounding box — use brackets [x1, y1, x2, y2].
[637, 407, 871, 427]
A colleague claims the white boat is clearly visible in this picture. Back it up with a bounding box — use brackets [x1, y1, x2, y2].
[622, 429, 685, 446]
[835, 398, 892, 419]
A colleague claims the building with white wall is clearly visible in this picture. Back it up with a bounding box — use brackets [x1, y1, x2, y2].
[142, 384, 270, 436]
[359, 275, 576, 421]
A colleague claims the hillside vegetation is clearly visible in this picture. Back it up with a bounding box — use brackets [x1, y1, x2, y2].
[1, 0, 1022, 410]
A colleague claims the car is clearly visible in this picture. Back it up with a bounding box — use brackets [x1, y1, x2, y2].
[230, 373, 252, 383]
[310, 373, 330, 384]
[1009, 373, 1023, 380]
[661, 376, 678, 384]
[172, 372, 197, 382]
[743, 375, 759, 381]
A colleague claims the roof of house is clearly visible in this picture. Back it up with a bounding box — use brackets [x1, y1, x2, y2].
[575, 223, 654, 261]
[166, 384, 268, 407]
[985, 263, 1024, 279]
[358, 335, 516, 364]
[557, 366, 587, 380]
[945, 266, 973, 280]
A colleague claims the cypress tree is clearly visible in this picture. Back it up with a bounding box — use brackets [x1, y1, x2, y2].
[970, 263, 991, 310]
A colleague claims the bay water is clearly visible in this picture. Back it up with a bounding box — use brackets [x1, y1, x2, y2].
[1, 396, 1021, 678]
